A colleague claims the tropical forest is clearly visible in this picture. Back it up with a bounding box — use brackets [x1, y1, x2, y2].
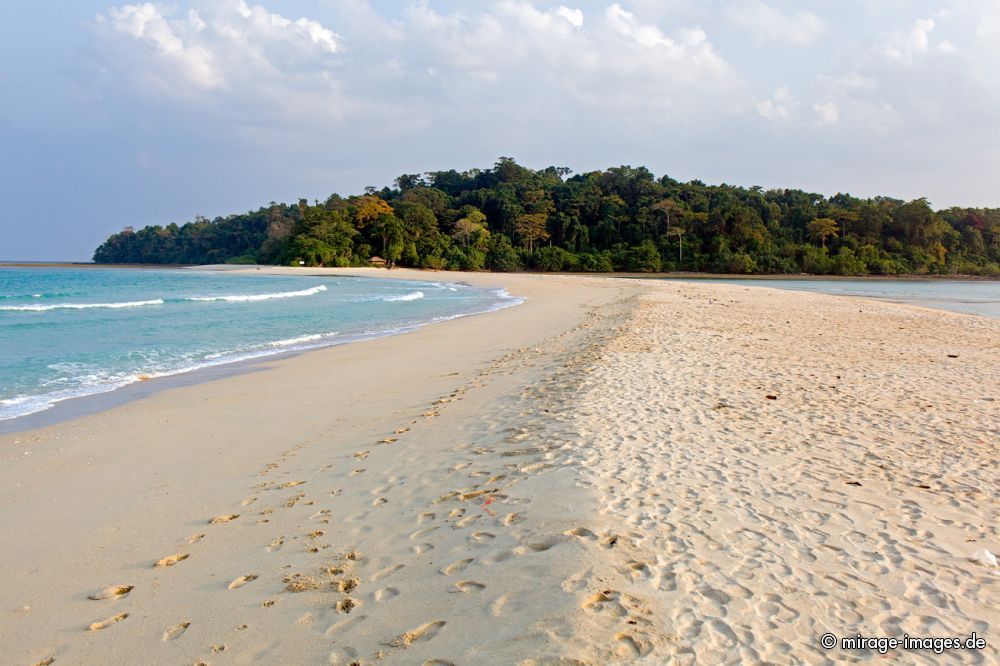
[93, 158, 1000, 276]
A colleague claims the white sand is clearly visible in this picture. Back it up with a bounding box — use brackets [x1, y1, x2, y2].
[0, 270, 997, 665]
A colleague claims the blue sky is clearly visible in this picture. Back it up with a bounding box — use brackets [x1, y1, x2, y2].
[1, 0, 998, 260]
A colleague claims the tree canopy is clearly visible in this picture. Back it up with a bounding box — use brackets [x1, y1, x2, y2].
[93, 159, 1000, 276]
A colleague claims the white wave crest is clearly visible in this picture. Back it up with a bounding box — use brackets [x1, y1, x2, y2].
[187, 285, 328, 302]
[0, 299, 164, 312]
[268, 331, 338, 348]
[383, 291, 424, 302]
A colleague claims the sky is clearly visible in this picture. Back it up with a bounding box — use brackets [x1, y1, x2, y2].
[1, 0, 999, 260]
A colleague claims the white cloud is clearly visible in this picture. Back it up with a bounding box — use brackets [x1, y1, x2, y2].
[97, 3, 222, 89]
[756, 86, 797, 122]
[728, 1, 826, 46]
[95, 1, 341, 97]
[813, 101, 839, 125]
[555, 6, 584, 29]
[78, 0, 1000, 211]
[876, 17, 955, 62]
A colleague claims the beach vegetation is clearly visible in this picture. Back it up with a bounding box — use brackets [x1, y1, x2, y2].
[93, 158, 1000, 276]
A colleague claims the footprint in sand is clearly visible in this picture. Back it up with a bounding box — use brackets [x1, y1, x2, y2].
[282, 480, 306, 488]
[393, 621, 445, 647]
[616, 633, 652, 658]
[209, 514, 239, 524]
[336, 598, 358, 613]
[564, 527, 597, 541]
[440, 559, 473, 576]
[410, 527, 439, 540]
[418, 512, 436, 524]
[371, 564, 404, 582]
[240, 496, 257, 506]
[227, 575, 259, 590]
[561, 571, 591, 593]
[626, 561, 652, 580]
[413, 543, 434, 555]
[188, 533, 206, 544]
[514, 539, 558, 555]
[88, 585, 133, 600]
[503, 512, 525, 526]
[490, 594, 513, 616]
[582, 590, 633, 618]
[470, 532, 495, 543]
[338, 578, 360, 594]
[456, 514, 481, 528]
[599, 534, 620, 549]
[154, 553, 189, 568]
[267, 537, 284, 552]
[375, 587, 399, 602]
[435, 492, 460, 504]
[325, 614, 368, 638]
[162, 622, 190, 641]
[453, 581, 486, 594]
[88, 613, 128, 631]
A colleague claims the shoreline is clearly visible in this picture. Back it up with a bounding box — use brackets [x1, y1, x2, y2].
[0, 269, 521, 434]
[5, 260, 999, 280]
[1, 271, 997, 664]
[2, 265, 994, 434]
[0, 270, 641, 665]
[1, 264, 995, 434]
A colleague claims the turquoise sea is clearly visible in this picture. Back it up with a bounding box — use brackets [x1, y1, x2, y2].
[0, 267, 519, 422]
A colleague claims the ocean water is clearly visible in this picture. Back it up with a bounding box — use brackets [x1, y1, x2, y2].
[0, 267, 519, 422]
[662, 278, 1000, 319]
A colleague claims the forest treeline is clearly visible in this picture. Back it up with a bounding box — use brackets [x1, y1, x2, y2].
[93, 158, 1000, 276]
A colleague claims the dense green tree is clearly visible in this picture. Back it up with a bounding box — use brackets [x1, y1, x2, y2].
[807, 218, 839, 248]
[92, 158, 1000, 276]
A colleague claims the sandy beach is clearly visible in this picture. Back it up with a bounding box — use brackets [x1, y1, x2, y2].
[1, 269, 997, 665]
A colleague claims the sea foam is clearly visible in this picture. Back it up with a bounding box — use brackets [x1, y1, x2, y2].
[0, 299, 164, 312]
[186, 285, 328, 302]
[383, 290, 424, 302]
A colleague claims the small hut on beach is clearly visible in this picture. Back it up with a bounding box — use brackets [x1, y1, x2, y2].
[369, 256, 387, 268]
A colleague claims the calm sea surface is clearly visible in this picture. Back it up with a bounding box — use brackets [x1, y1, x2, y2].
[0, 267, 518, 422]
[661, 278, 1000, 319]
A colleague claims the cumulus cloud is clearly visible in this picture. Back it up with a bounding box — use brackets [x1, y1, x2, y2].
[877, 18, 956, 63]
[92, 0, 742, 135]
[77, 0, 1000, 209]
[96, 3, 223, 89]
[756, 86, 797, 122]
[94, 1, 341, 101]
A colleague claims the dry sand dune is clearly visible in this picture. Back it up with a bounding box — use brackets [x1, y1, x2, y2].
[0, 270, 996, 665]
